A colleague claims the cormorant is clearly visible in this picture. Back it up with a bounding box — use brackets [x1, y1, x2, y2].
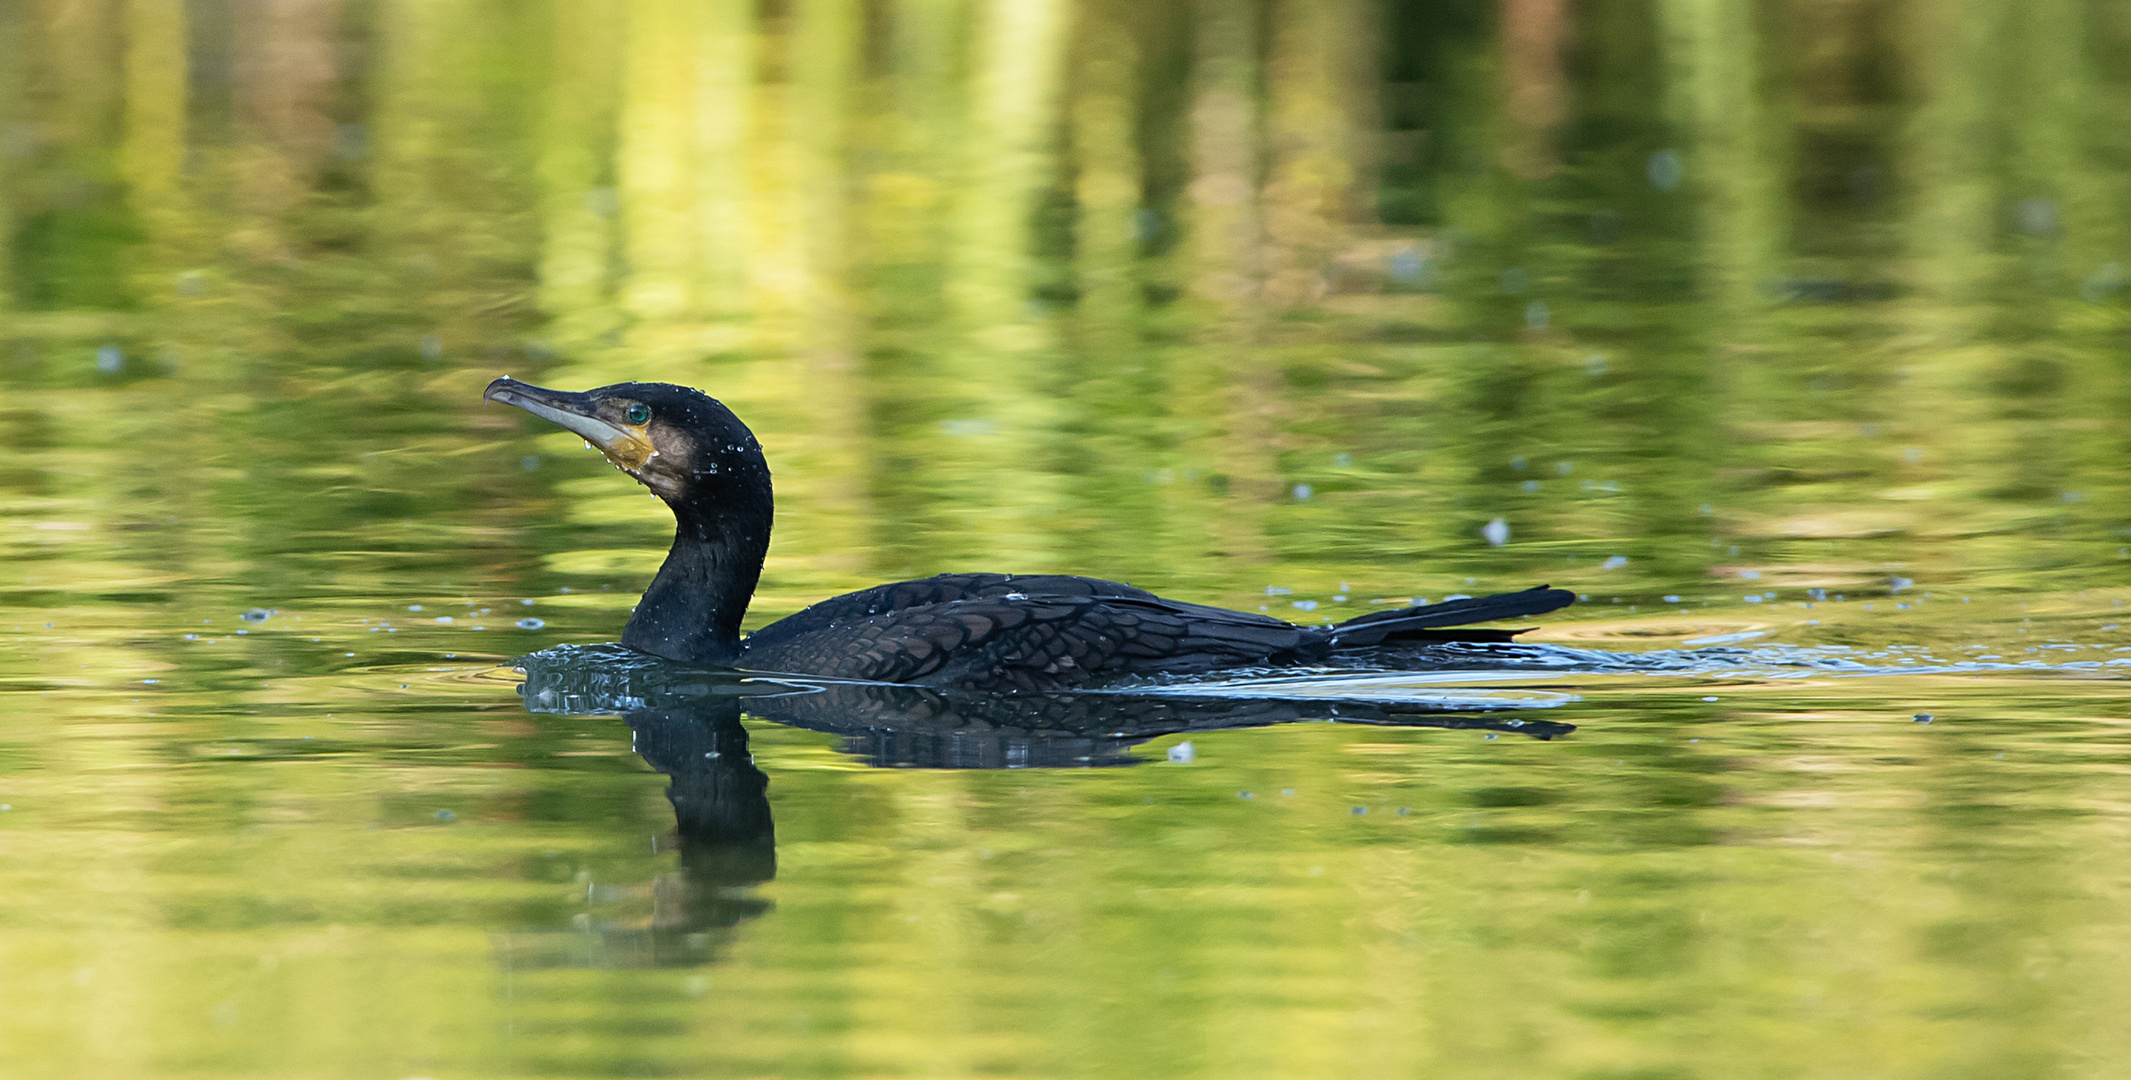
[485, 377, 1573, 692]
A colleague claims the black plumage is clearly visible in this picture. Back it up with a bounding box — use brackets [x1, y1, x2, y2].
[485, 378, 1574, 691]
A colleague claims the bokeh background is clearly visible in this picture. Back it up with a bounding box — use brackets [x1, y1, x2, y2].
[7, 0, 2129, 608]
[5, 2, 2131, 1078]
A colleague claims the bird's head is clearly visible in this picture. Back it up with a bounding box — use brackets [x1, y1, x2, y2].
[483, 377, 770, 513]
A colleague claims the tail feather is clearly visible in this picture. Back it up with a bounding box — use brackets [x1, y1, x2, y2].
[1326, 585, 1574, 647]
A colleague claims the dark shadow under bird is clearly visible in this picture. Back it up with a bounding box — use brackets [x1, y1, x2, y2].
[485, 377, 1574, 692]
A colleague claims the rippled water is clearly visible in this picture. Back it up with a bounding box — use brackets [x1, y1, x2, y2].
[6, 1, 2131, 1076]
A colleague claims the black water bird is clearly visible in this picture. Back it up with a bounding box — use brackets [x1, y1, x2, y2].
[485, 377, 1574, 692]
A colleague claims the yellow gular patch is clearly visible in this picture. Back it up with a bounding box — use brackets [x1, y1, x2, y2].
[599, 428, 657, 472]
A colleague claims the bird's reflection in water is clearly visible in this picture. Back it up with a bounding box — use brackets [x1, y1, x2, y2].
[493, 697, 776, 971]
[498, 644, 1574, 968]
[632, 701, 777, 925]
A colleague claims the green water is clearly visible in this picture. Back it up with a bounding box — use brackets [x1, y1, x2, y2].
[5, 0, 2131, 1076]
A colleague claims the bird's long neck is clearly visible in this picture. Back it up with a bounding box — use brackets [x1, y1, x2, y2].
[623, 499, 770, 667]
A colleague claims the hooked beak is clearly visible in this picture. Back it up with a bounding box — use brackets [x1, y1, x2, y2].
[483, 377, 656, 472]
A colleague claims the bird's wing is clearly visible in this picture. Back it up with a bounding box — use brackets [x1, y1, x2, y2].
[742, 592, 1313, 690]
[744, 573, 1162, 651]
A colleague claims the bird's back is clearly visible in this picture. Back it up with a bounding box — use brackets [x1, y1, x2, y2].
[739, 573, 1572, 692]
[741, 573, 1314, 691]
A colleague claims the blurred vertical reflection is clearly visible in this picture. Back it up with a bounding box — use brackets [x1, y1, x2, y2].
[229, 0, 340, 257]
[1499, 0, 1567, 181]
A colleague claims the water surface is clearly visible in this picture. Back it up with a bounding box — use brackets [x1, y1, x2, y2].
[4, 1, 2131, 1077]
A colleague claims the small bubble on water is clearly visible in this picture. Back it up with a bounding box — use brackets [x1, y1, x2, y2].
[2016, 198, 2057, 235]
[1663, 595, 1681, 603]
[1481, 518, 1510, 546]
[435, 809, 456, 822]
[409, 605, 422, 612]
[522, 455, 540, 471]
[1291, 600, 1318, 612]
[1166, 741, 1194, 763]
[1702, 696, 1719, 702]
[436, 616, 453, 624]
[1351, 806, 1367, 815]
[516, 617, 545, 630]
[1389, 247, 1427, 283]
[1913, 713, 1934, 724]
[2083, 261, 2128, 303]
[1647, 149, 1684, 191]
[1292, 484, 1312, 500]
[240, 608, 271, 623]
[1602, 556, 1628, 570]
[96, 345, 123, 374]
[1238, 791, 1253, 800]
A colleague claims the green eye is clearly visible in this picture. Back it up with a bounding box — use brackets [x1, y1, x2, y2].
[625, 403, 651, 425]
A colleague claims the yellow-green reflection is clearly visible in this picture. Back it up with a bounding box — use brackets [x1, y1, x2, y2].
[3, 1, 2131, 1077]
